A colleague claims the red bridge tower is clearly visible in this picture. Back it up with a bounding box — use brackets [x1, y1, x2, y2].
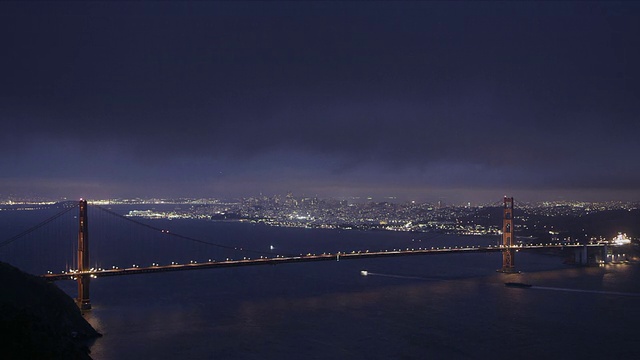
[77, 199, 91, 310]
[500, 197, 517, 273]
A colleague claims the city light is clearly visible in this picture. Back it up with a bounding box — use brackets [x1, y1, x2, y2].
[613, 233, 631, 246]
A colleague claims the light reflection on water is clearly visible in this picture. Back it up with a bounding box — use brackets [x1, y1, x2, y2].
[532, 286, 640, 297]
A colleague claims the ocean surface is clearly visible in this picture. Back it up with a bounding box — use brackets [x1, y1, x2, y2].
[2, 206, 639, 359]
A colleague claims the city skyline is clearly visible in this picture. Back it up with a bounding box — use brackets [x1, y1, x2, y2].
[2, 2, 640, 204]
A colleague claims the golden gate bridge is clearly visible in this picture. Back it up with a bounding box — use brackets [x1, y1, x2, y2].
[0, 197, 609, 310]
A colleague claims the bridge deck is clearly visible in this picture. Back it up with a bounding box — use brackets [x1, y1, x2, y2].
[42, 243, 605, 281]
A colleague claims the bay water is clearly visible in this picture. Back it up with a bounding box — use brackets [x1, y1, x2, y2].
[2, 207, 639, 359]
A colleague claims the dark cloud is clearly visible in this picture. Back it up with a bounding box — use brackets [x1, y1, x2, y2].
[1, 1, 639, 202]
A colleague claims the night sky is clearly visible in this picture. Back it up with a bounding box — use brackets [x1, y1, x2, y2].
[1, 1, 639, 203]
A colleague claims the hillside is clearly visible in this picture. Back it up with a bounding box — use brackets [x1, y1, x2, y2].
[0, 261, 100, 359]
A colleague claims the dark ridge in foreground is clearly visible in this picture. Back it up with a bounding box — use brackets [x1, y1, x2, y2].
[0, 261, 100, 359]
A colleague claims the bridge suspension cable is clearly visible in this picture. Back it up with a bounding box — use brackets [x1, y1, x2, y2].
[0, 204, 77, 249]
[93, 204, 296, 257]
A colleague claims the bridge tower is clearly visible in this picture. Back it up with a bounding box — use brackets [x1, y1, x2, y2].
[76, 199, 91, 310]
[500, 197, 517, 273]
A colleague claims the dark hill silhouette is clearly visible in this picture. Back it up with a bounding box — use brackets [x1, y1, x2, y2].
[0, 261, 100, 359]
